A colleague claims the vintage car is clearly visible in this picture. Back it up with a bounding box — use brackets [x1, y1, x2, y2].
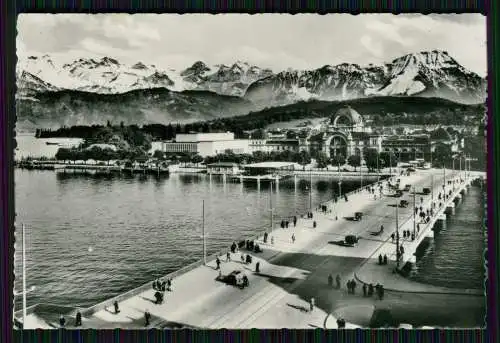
[354, 212, 363, 221]
[223, 270, 249, 288]
[422, 188, 431, 195]
[344, 235, 359, 246]
[399, 200, 409, 208]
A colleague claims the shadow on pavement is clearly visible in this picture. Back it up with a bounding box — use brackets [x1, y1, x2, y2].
[254, 251, 485, 328]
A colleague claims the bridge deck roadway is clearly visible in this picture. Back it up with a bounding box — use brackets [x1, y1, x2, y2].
[26, 169, 486, 329]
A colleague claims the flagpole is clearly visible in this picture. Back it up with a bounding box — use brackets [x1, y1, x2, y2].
[202, 200, 206, 265]
[270, 182, 274, 233]
[396, 201, 400, 269]
[22, 223, 27, 324]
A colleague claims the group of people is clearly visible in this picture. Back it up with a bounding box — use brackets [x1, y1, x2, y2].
[346, 279, 357, 294]
[327, 274, 342, 289]
[59, 311, 82, 327]
[362, 283, 385, 300]
[378, 254, 388, 265]
[152, 278, 172, 305]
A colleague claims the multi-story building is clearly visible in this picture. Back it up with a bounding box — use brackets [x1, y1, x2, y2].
[162, 132, 250, 157]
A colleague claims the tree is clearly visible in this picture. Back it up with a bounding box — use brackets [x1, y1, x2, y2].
[331, 154, 346, 171]
[297, 150, 312, 168]
[433, 144, 452, 168]
[379, 151, 398, 168]
[179, 154, 192, 167]
[347, 155, 361, 171]
[364, 148, 380, 172]
[55, 148, 71, 163]
[315, 152, 329, 169]
[153, 150, 165, 160]
[191, 154, 204, 167]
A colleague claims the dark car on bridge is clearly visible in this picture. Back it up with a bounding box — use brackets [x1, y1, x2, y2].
[422, 188, 431, 195]
[344, 235, 359, 246]
[219, 270, 249, 289]
[399, 200, 409, 208]
[354, 212, 363, 221]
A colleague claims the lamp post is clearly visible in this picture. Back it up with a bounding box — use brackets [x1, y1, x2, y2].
[395, 200, 400, 269]
[309, 169, 313, 211]
[270, 182, 274, 233]
[202, 200, 206, 265]
[413, 187, 416, 237]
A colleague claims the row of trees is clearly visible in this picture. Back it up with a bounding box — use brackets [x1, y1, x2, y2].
[55, 146, 150, 164]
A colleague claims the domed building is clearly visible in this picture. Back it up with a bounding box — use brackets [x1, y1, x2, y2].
[309, 106, 383, 159]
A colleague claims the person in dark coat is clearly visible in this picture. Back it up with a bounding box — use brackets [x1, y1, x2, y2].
[336, 274, 341, 289]
[75, 311, 82, 327]
[114, 301, 120, 314]
[313, 221, 317, 228]
[255, 262, 260, 273]
[362, 283, 367, 297]
[59, 315, 66, 327]
[391, 233, 395, 242]
[328, 274, 333, 287]
[351, 279, 357, 294]
[293, 216, 297, 227]
[378, 254, 383, 265]
[226, 251, 231, 262]
[286, 221, 289, 228]
[144, 310, 151, 326]
[231, 241, 237, 252]
[216, 257, 221, 270]
[281, 220, 285, 229]
[346, 280, 352, 294]
[368, 283, 374, 296]
[383, 254, 388, 265]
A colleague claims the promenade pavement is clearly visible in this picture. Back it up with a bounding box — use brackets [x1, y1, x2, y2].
[27, 169, 485, 329]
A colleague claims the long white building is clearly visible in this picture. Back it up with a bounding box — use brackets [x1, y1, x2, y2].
[162, 132, 250, 157]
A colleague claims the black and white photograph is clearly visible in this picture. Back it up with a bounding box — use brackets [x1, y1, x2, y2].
[14, 13, 487, 329]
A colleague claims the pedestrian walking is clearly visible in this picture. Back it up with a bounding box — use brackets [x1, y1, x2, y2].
[226, 251, 231, 262]
[293, 216, 297, 227]
[347, 280, 351, 294]
[383, 254, 387, 265]
[114, 301, 120, 314]
[351, 279, 357, 294]
[368, 283, 374, 296]
[362, 283, 367, 297]
[255, 262, 260, 273]
[216, 257, 221, 270]
[59, 314, 66, 327]
[310, 297, 315, 312]
[313, 221, 317, 228]
[336, 274, 341, 289]
[328, 274, 333, 287]
[391, 233, 395, 242]
[75, 311, 82, 327]
[144, 310, 151, 326]
[291, 234, 296, 243]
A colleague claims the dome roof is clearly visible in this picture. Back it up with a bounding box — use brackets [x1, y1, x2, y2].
[332, 106, 364, 126]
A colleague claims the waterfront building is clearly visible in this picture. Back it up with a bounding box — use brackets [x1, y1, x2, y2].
[206, 162, 241, 175]
[162, 132, 250, 157]
[310, 106, 383, 158]
[242, 162, 296, 176]
[381, 134, 431, 161]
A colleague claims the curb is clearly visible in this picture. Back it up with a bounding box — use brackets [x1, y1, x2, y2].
[353, 272, 484, 296]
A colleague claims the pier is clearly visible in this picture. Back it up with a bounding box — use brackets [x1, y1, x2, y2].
[16, 168, 485, 329]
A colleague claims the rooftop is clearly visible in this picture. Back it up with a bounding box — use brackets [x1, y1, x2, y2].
[244, 162, 296, 169]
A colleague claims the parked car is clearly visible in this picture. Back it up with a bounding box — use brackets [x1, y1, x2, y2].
[422, 188, 431, 195]
[344, 235, 359, 246]
[223, 270, 248, 288]
[354, 212, 363, 221]
[399, 200, 409, 208]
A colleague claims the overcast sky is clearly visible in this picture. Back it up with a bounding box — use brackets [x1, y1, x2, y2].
[17, 13, 487, 76]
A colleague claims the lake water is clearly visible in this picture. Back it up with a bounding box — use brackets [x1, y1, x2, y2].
[12, 136, 486, 310]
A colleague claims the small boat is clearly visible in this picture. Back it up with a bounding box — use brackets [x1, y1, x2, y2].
[45, 142, 59, 146]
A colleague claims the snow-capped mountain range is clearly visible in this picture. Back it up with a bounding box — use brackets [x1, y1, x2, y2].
[16, 55, 273, 97]
[245, 50, 486, 105]
[17, 50, 486, 105]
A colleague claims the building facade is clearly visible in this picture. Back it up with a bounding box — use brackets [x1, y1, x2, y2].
[162, 132, 250, 157]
